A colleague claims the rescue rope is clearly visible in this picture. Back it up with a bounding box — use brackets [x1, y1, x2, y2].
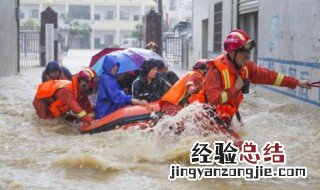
[309, 81, 320, 88]
[288, 80, 320, 120]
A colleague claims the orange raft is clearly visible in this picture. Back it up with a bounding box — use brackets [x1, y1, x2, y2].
[79, 102, 243, 147]
[79, 102, 160, 134]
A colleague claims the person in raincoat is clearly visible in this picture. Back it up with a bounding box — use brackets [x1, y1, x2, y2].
[42, 61, 72, 82]
[95, 55, 147, 119]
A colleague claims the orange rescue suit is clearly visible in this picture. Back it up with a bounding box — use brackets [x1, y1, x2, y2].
[202, 54, 299, 119]
[33, 76, 93, 124]
[35, 79, 78, 118]
[159, 70, 205, 108]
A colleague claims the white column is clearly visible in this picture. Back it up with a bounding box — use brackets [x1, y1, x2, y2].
[116, 3, 120, 46]
[90, 1, 95, 49]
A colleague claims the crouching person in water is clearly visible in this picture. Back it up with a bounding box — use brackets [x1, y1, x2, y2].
[159, 59, 209, 115]
[42, 61, 72, 82]
[95, 55, 147, 119]
[33, 68, 98, 125]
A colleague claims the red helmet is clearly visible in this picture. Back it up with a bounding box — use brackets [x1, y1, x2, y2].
[78, 67, 98, 88]
[223, 29, 255, 53]
[193, 59, 208, 70]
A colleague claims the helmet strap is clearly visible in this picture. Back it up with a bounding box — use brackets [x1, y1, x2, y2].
[227, 51, 242, 71]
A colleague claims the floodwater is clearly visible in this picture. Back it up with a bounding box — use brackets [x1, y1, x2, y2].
[0, 50, 319, 190]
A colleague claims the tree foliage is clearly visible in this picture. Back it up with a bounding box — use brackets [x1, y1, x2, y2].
[61, 13, 92, 53]
[21, 19, 39, 30]
[132, 24, 142, 41]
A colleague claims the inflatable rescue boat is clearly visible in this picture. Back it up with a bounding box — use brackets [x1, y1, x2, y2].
[79, 101, 243, 147]
[79, 102, 160, 134]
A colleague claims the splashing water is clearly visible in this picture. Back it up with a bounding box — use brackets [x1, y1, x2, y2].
[1, 51, 319, 189]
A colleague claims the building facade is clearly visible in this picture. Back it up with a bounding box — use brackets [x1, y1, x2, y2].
[0, 0, 19, 77]
[20, 0, 191, 49]
[191, 0, 320, 106]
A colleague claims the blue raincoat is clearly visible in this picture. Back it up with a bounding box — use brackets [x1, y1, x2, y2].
[95, 55, 132, 119]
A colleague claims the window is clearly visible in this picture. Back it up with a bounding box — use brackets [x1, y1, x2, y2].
[133, 15, 139, 21]
[213, 2, 222, 53]
[95, 14, 100, 20]
[123, 35, 131, 40]
[94, 38, 101, 48]
[30, 9, 39, 19]
[123, 40, 129, 45]
[105, 35, 114, 46]
[120, 10, 129, 20]
[105, 10, 114, 20]
[69, 5, 90, 20]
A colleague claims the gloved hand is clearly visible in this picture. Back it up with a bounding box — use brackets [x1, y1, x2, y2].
[187, 85, 197, 94]
[88, 112, 95, 118]
[82, 114, 93, 125]
[139, 100, 148, 105]
[234, 75, 244, 90]
[297, 80, 312, 89]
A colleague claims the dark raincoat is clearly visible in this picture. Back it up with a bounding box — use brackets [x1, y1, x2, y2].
[42, 61, 72, 82]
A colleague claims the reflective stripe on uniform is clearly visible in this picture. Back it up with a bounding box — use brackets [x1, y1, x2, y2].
[185, 81, 194, 86]
[243, 67, 249, 78]
[77, 111, 87, 118]
[222, 70, 231, 89]
[58, 80, 71, 89]
[274, 74, 284, 86]
[221, 91, 228, 103]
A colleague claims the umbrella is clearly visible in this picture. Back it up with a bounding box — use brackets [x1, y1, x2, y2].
[127, 48, 163, 61]
[91, 48, 165, 76]
[89, 47, 124, 67]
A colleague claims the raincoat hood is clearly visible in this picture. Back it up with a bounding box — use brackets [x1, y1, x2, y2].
[102, 55, 119, 77]
[45, 61, 61, 73]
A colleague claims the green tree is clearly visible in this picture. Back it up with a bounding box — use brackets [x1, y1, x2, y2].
[61, 13, 92, 53]
[132, 24, 142, 41]
[21, 19, 39, 30]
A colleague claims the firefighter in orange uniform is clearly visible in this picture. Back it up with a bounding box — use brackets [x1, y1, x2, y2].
[159, 59, 209, 115]
[33, 68, 98, 125]
[203, 29, 311, 125]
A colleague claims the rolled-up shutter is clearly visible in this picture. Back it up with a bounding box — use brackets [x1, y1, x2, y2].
[239, 0, 259, 14]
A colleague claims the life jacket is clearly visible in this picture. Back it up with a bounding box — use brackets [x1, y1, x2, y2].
[198, 54, 249, 118]
[159, 71, 205, 107]
[35, 76, 79, 118]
